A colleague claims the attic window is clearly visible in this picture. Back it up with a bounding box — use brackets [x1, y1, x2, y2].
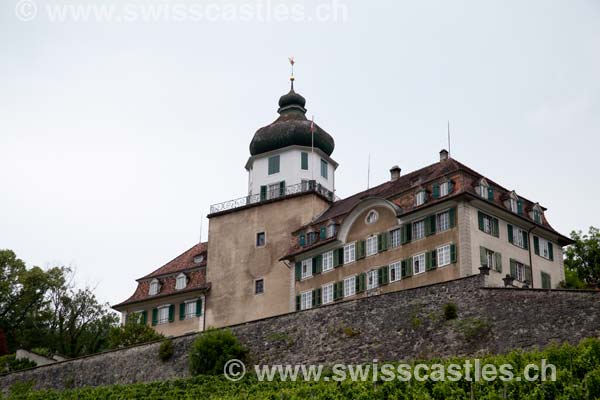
[175, 273, 187, 290]
[194, 255, 204, 264]
[365, 210, 379, 224]
[415, 190, 426, 206]
[149, 279, 160, 296]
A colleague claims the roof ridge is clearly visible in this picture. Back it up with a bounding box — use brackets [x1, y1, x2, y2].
[138, 242, 207, 281]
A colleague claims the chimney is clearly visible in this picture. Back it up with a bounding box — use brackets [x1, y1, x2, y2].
[439, 149, 449, 162]
[390, 165, 401, 181]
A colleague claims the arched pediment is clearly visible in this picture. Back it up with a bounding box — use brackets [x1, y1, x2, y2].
[337, 197, 402, 243]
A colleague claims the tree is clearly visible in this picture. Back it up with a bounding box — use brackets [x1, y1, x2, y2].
[564, 227, 600, 288]
[108, 318, 164, 349]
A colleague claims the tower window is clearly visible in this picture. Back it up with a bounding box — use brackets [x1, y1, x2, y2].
[255, 279, 264, 294]
[320, 159, 328, 179]
[301, 152, 308, 170]
[256, 232, 266, 247]
[268, 155, 280, 175]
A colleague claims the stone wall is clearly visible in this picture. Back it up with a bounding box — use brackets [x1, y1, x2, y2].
[3, 273, 600, 391]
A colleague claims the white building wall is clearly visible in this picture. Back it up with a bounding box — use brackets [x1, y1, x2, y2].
[247, 146, 336, 196]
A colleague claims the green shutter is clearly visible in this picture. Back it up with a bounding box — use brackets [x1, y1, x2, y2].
[495, 252, 502, 273]
[432, 250, 438, 267]
[478, 211, 484, 231]
[313, 255, 323, 274]
[196, 299, 202, 316]
[312, 290, 317, 307]
[541, 272, 551, 289]
[405, 223, 412, 242]
[335, 281, 343, 300]
[426, 215, 436, 236]
[450, 244, 457, 264]
[316, 288, 322, 306]
[260, 185, 267, 201]
[296, 295, 301, 311]
[359, 273, 366, 292]
[523, 231, 529, 250]
[401, 260, 407, 278]
[356, 274, 361, 293]
[338, 248, 345, 265]
[333, 249, 340, 267]
[295, 262, 302, 281]
[509, 259, 516, 278]
[507, 224, 514, 244]
[487, 187, 494, 201]
[179, 303, 186, 321]
[299, 233, 306, 247]
[279, 181, 286, 197]
[357, 240, 366, 259]
[447, 179, 454, 193]
[533, 236, 540, 255]
[425, 252, 433, 270]
[480, 246, 487, 266]
[449, 208, 456, 228]
[168, 305, 175, 323]
[525, 265, 533, 283]
[141, 310, 147, 325]
[406, 257, 413, 276]
[301, 152, 308, 170]
[380, 266, 389, 285]
[548, 242, 554, 261]
[151, 308, 158, 326]
[377, 233, 389, 252]
[320, 227, 326, 240]
[432, 184, 440, 199]
[492, 218, 500, 238]
[517, 200, 523, 215]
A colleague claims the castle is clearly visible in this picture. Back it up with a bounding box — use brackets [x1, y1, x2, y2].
[113, 76, 572, 336]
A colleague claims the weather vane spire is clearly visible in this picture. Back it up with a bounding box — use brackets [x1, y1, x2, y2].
[288, 56, 295, 90]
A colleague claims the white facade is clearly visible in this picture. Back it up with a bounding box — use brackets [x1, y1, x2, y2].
[245, 145, 337, 196]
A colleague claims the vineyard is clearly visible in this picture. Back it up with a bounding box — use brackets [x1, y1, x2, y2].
[4, 338, 600, 400]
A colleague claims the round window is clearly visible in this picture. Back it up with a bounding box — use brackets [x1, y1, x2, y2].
[365, 210, 379, 224]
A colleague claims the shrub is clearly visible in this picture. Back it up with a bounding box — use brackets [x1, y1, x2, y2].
[108, 319, 164, 349]
[158, 339, 174, 362]
[443, 302, 458, 320]
[0, 354, 37, 374]
[189, 329, 248, 376]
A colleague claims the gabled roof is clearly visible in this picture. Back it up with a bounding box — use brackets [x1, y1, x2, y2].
[139, 242, 207, 280]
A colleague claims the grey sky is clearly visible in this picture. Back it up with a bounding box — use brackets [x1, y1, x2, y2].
[1, 0, 598, 307]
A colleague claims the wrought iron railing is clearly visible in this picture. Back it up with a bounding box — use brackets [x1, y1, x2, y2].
[209, 181, 335, 214]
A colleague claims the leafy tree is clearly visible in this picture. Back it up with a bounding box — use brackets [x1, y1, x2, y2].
[564, 227, 600, 288]
[108, 318, 164, 349]
[189, 329, 248, 375]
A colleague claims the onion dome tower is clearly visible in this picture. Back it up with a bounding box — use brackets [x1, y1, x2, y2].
[245, 63, 338, 198]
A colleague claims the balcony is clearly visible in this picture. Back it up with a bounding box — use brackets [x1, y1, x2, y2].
[209, 181, 335, 215]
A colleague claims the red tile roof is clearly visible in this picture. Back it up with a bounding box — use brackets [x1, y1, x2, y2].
[112, 243, 209, 309]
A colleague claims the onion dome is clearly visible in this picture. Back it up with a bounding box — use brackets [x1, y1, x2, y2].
[249, 81, 335, 157]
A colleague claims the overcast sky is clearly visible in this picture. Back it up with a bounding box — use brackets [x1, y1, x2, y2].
[1, 0, 599, 307]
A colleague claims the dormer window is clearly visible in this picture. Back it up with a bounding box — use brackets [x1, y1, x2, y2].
[193, 254, 204, 264]
[326, 224, 337, 238]
[415, 190, 426, 206]
[149, 279, 160, 295]
[365, 210, 379, 224]
[175, 273, 187, 290]
[530, 204, 543, 224]
[478, 178, 493, 200]
[306, 231, 318, 246]
[507, 192, 523, 215]
[433, 179, 453, 199]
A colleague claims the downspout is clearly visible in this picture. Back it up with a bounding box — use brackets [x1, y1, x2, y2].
[527, 226, 536, 288]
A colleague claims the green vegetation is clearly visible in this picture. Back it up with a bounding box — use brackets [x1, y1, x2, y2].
[5, 338, 600, 399]
[443, 302, 458, 320]
[158, 339, 174, 362]
[108, 319, 164, 350]
[564, 226, 600, 288]
[189, 329, 248, 376]
[0, 354, 36, 374]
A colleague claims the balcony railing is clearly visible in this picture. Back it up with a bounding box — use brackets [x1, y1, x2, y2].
[210, 181, 335, 214]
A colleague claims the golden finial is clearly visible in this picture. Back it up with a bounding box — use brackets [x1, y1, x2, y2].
[288, 57, 295, 89]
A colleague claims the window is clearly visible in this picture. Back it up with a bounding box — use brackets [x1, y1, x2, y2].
[185, 301, 197, 318]
[255, 279, 264, 294]
[541, 271, 551, 289]
[413, 220, 425, 240]
[158, 306, 169, 324]
[479, 184, 488, 198]
[256, 232, 266, 247]
[307, 232, 318, 245]
[436, 211, 450, 232]
[390, 261, 401, 282]
[326, 224, 337, 238]
[509, 198, 518, 213]
[268, 155, 280, 175]
[175, 274, 187, 290]
[486, 249, 496, 270]
[390, 229, 401, 248]
[320, 159, 328, 179]
[539, 238, 551, 259]
[343, 243, 356, 264]
[300, 291, 312, 310]
[193, 255, 204, 264]
[366, 236, 378, 257]
[343, 276, 356, 297]
[514, 261, 525, 282]
[322, 283, 334, 304]
[367, 270, 378, 290]
[512, 226, 526, 248]
[366, 210, 378, 224]
[533, 210, 542, 224]
[440, 181, 449, 197]
[415, 191, 426, 206]
[479, 212, 498, 236]
[301, 152, 308, 170]
[413, 253, 426, 275]
[437, 245, 451, 267]
[149, 279, 160, 295]
[268, 182, 282, 199]
[301, 259, 312, 280]
[322, 251, 334, 272]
